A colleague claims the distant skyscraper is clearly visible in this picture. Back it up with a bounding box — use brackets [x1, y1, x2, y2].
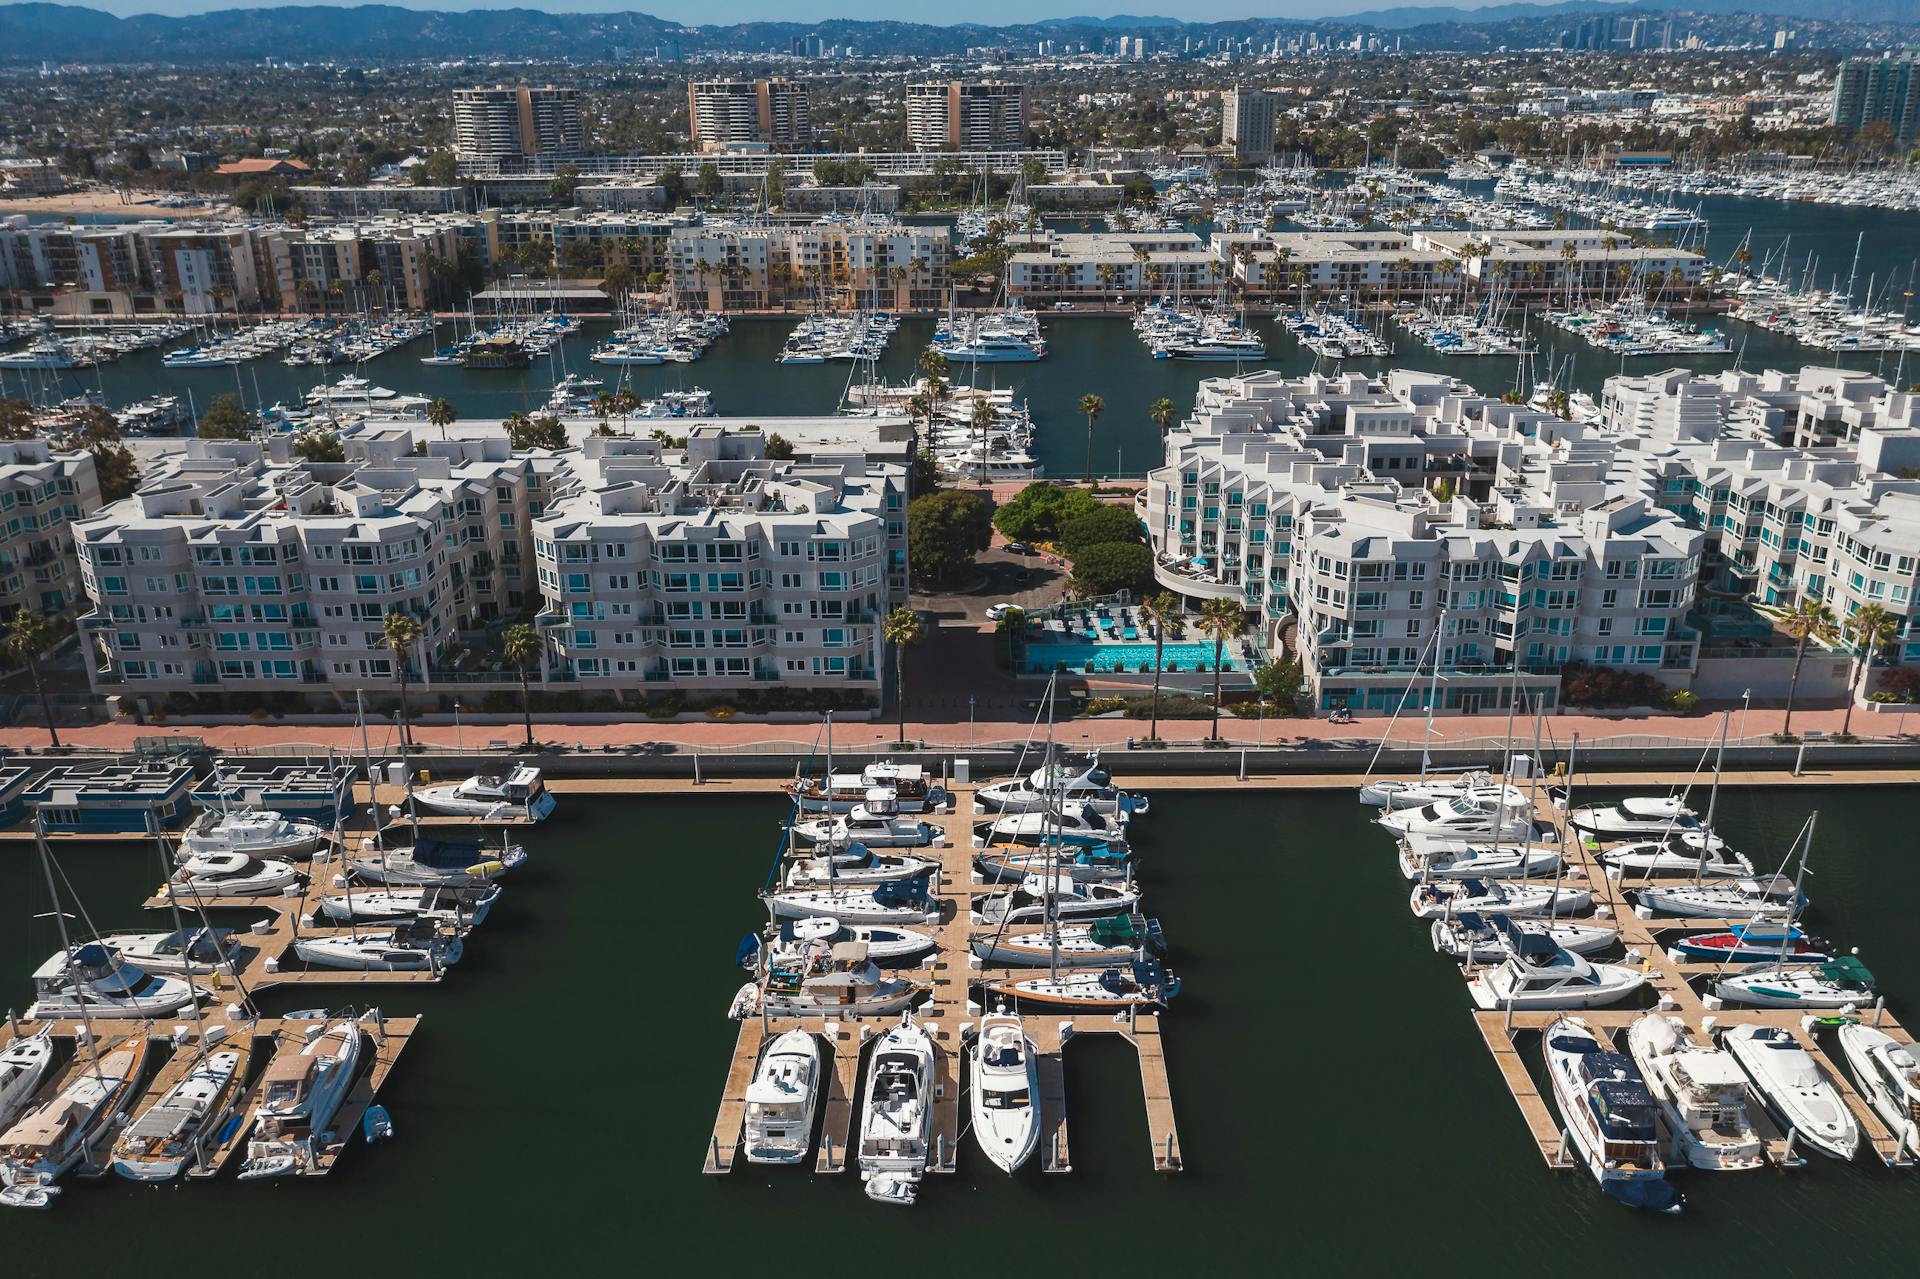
[1830, 53, 1920, 146]
[1221, 88, 1278, 162]
[905, 81, 1027, 150]
[452, 86, 582, 165]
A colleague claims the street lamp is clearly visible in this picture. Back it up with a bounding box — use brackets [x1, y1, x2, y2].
[454, 701, 464, 752]
[1739, 687, 1751, 744]
[968, 695, 976, 749]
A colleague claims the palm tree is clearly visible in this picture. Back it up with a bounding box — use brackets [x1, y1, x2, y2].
[500, 622, 542, 748]
[5, 610, 60, 748]
[969, 396, 996, 481]
[1141, 592, 1179, 744]
[1196, 598, 1245, 743]
[882, 606, 924, 747]
[1149, 397, 1177, 434]
[1078, 393, 1104, 486]
[427, 397, 456, 441]
[382, 611, 426, 749]
[1780, 598, 1837, 737]
[1840, 603, 1898, 737]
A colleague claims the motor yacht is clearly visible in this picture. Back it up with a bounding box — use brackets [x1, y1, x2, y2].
[237, 1020, 364, 1180]
[981, 959, 1179, 1010]
[1466, 933, 1646, 1010]
[1377, 793, 1534, 840]
[1713, 956, 1876, 1009]
[26, 944, 201, 1020]
[179, 808, 327, 861]
[729, 942, 927, 1020]
[1835, 1024, 1920, 1158]
[974, 757, 1145, 818]
[410, 766, 557, 823]
[973, 806, 1129, 851]
[858, 1017, 935, 1206]
[971, 1011, 1039, 1174]
[1542, 1016, 1683, 1213]
[111, 1042, 250, 1182]
[1358, 770, 1494, 810]
[94, 927, 242, 976]
[976, 842, 1129, 884]
[1720, 1024, 1859, 1160]
[789, 762, 944, 814]
[783, 849, 940, 886]
[1409, 877, 1590, 920]
[1673, 926, 1828, 965]
[1599, 835, 1751, 877]
[317, 884, 501, 929]
[970, 915, 1164, 968]
[1626, 1014, 1765, 1171]
[0, 1030, 56, 1134]
[792, 790, 938, 848]
[292, 921, 462, 972]
[0, 1033, 151, 1208]
[1396, 836, 1561, 881]
[1430, 913, 1615, 963]
[1568, 796, 1702, 839]
[743, 1030, 822, 1165]
[763, 874, 937, 924]
[762, 916, 936, 964]
[349, 828, 528, 888]
[974, 874, 1140, 927]
[1635, 874, 1802, 920]
[167, 852, 302, 898]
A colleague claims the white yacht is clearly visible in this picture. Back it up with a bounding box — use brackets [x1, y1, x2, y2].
[742, 1030, 823, 1165]
[858, 1017, 935, 1206]
[974, 874, 1140, 927]
[179, 808, 327, 860]
[982, 959, 1178, 1010]
[318, 884, 501, 929]
[1396, 836, 1561, 881]
[111, 1043, 250, 1182]
[0, 1030, 56, 1134]
[238, 1020, 364, 1180]
[730, 941, 926, 1020]
[1542, 1016, 1683, 1213]
[0, 1033, 151, 1208]
[976, 842, 1130, 884]
[1377, 793, 1533, 840]
[974, 757, 1145, 818]
[349, 828, 528, 888]
[410, 766, 557, 823]
[1635, 874, 1801, 919]
[1568, 796, 1701, 839]
[1720, 1024, 1859, 1160]
[971, 1011, 1039, 1174]
[1466, 934, 1646, 1010]
[974, 805, 1129, 850]
[783, 849, 939, 886]
[764, 916, 936, 964]
[1409, 877, 1590, 920]
[293, 921, 462, 972]
[970, 915, 1163, 968]
[167, 852, 301, 898]
[1599, 835, 1751, 877]
[1430, 913, 1615, 964]
[94, 927, 242, 976]
[763, 874, 937, 925]
[1835, 1024, 1920, 1158]
[1358, 770, 1494, 809]
[790, 762, 944, 814]
[27, 944, 202, 1020]
[792, 790, 937, 848]
[1713, 956, 1876, 1010]
[1626, 1014, 1765, 1171]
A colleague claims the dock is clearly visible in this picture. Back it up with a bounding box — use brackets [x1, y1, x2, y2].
[701, 778, 1183, 1181]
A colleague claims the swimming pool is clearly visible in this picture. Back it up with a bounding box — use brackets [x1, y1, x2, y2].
[1024, 641, 1239, 674]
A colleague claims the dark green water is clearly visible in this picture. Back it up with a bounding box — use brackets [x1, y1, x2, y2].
[4, 785, 1917, 1274]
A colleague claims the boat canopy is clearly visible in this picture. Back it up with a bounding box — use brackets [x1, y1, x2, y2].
[1820, 956, 1874, 986]
[871, 876, 933, 909]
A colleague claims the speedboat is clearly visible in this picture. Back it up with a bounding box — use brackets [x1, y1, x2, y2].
[1626, 1014, 1765, 1171]
[1714, 956, 1876, 1009]
[1377, 793, 1533, 840]
[1720, 1023, 1859, 1160]
[974, 756, 1145, 818]
[976, 842, 1129, 884]
[1359, 770, 1494, 809]
[1835, 1024, 1920, 1158]
[1635, 874, 1802, 920]
[792, 788, 937, 847]
[1430, 912, 1615, 963]
[1568, 796, 1701, 839]
[971, 1010, 1039, 1174]
[167, 853, 302, 898]
[318, 884, 501, 929]
[349, 828, 528, 888]
[1600, 835, 1750, 877]
[1673, 925, 1828, 965]
[0, 1033, 151, 1208]
[0, 1030, 56, 1134]
[981, 959, 1179, 1010]
[1542, 1016, 1683, 1214]
[293, 921, 462, 972]
[111, 1042, 251, 1182]
[1409, 877, 1590, 920]
[1466, 933, 1646, 1010]
[763, 916, 936, 964]
[179, 808, 327, 861]
[973, 805, 1129, 850]
[743, 1030, 822, 1165]
[858, 1016, 934, 1206]
[410, 766, 557, 823]
[763, 874, 937, 924]
[970, 915, 1164, 968]
[27, 944, 201, 1020]
[94, 927, 242, 976]
[782, 848, 939, 886]
[974, 874, 1140, 927]
[1396, 836, 1561, 881]
[729, 942, 927, 1020]
[238, 1020, 364, 1180]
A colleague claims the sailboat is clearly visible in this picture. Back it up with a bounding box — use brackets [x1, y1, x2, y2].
[293, 921, 462, 972]
[0, 1032, 152, 1208]
[857, 1015, 934, 1206]
[110, 1039, 252, 1181]
[318, 884, 502, 929]
[970, 915, 1164, 968]
[970, 1010, 1039, 1173]
[974, 873, 1139, 927]
[983, 958, 1179, 1010]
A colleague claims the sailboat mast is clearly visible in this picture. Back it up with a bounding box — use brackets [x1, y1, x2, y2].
[34, 810, 106, 1086]
[1695, 710, 1731, 883]
[149, 808, 208, 1042]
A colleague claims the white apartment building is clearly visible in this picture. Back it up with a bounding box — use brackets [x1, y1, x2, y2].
[1006, 232, 1222, 304]
[905, 81, 1027, 150]
[452, 86, 584, 166]
[667, 221, 951, 312]
[1220, 88, 1278, 162]
[687, 79, 812, 153]
[0, 440, 101, 621]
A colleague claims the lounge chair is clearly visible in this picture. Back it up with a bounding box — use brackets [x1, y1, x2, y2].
[1122, 626, 1138, 640]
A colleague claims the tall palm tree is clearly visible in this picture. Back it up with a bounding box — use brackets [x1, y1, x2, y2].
[1780, 598, 1837, 737]
[427, 397, 456, 441]
[1149, 397, 1177, 434]
[969, 396, 996, 481]
[5, 609, 60, 748]
[500, 622, 542, 748]
[1078, 393, 1104, 486]
[882, 606, 924, 747]
[1141, 592, 1179, 744]
[1840, 603, 1898, 737]
[382, 611, 426, 749]
[1196, 598, 1245, 743]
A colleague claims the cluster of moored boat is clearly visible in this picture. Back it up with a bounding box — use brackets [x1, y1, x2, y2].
[1280, 306, 1394, 360]
[1542, 301, 1729, 356]
[1363, 751, 1919, 1215]
[1133, 302, 1267, 361]
[727, 751, 1168, 1204]
[0, 765, 557, 1205]
[778, 312, 900, 364]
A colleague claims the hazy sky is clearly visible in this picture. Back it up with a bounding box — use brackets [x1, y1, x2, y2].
[77, 0, 1525, 22]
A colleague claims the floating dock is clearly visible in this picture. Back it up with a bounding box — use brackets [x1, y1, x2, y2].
[702, 778, 1181, 1179]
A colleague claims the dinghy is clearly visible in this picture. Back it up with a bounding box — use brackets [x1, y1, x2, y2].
[971, 1011, 1039, 1173]
[1542, 1016, 1683, 1213]
[1835, 1024, 1920, 1158]
[111, 1042, 251, 1181]
[1714, 956, 1876, 1010]
[1626, 1014, 1765, 1171]
[971, 916, 1164, 967]
[1720, 1023, 1858, 1161]
[981, 958, 1180, 1010]
[1466, 933, 1646, 1010]
[742, 1030, 822, 1165]
[858, 1017, 934, 1205]
[1430, 912, 1615, 963]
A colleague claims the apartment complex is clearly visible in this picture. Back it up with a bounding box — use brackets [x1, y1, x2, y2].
[0, 440, 102, 622]
[1830, 52, 1920, 146]
[1005, 231, 1222, 304]
[687, 79, 812, 153]
[905, 81, 1027, 150]
[452, 86, 584, 166]
[1220, 88, 1279, 162]
[666, 221, 951, 312]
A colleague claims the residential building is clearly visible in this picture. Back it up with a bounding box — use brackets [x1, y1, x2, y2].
[452, 86, 584, 166]
[1830, 52, 1920, 145]
[1220, 88, 1278, 162]
[667, 221, 950, 312]
[687, 79, 812, 153]
[1005, 231, 1220, 305]
[905, 81, 1027, 150]
[0, 440, 101, 622]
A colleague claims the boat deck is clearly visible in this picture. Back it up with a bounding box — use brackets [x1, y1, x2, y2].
[701, 779, 1183, 1180]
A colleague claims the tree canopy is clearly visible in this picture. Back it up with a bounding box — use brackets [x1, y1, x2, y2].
[1069, 542, 1154, 597]
[197, 393, 250, 440]
[908, 489, 993, 586]
[1055, 504, 1144, 558]
[991, 482, 1100, 543]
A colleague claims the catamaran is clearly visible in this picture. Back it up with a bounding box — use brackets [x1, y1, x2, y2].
[237, 1019, 364, 1180]
[110, 1042, 251, 1181]
[858, 1016, 935, 1206]
[1720, 1024, 1859, 1161]
[1626, 1014, 1765, 1171]
[742, 1030, 823, 1165]
[0, 1033, 152, 1208]
[1542, 1016, 1683, 1214]
[410, 765, 557, 823]
[1835, 1024, 1920, 1159]
[971, 1011, 1039, 1174]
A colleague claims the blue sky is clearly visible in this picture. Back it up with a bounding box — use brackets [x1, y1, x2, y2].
[80, 1, 1503, 22]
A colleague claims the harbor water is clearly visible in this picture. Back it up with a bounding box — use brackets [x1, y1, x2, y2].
[4, 783, 1918, 1272]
